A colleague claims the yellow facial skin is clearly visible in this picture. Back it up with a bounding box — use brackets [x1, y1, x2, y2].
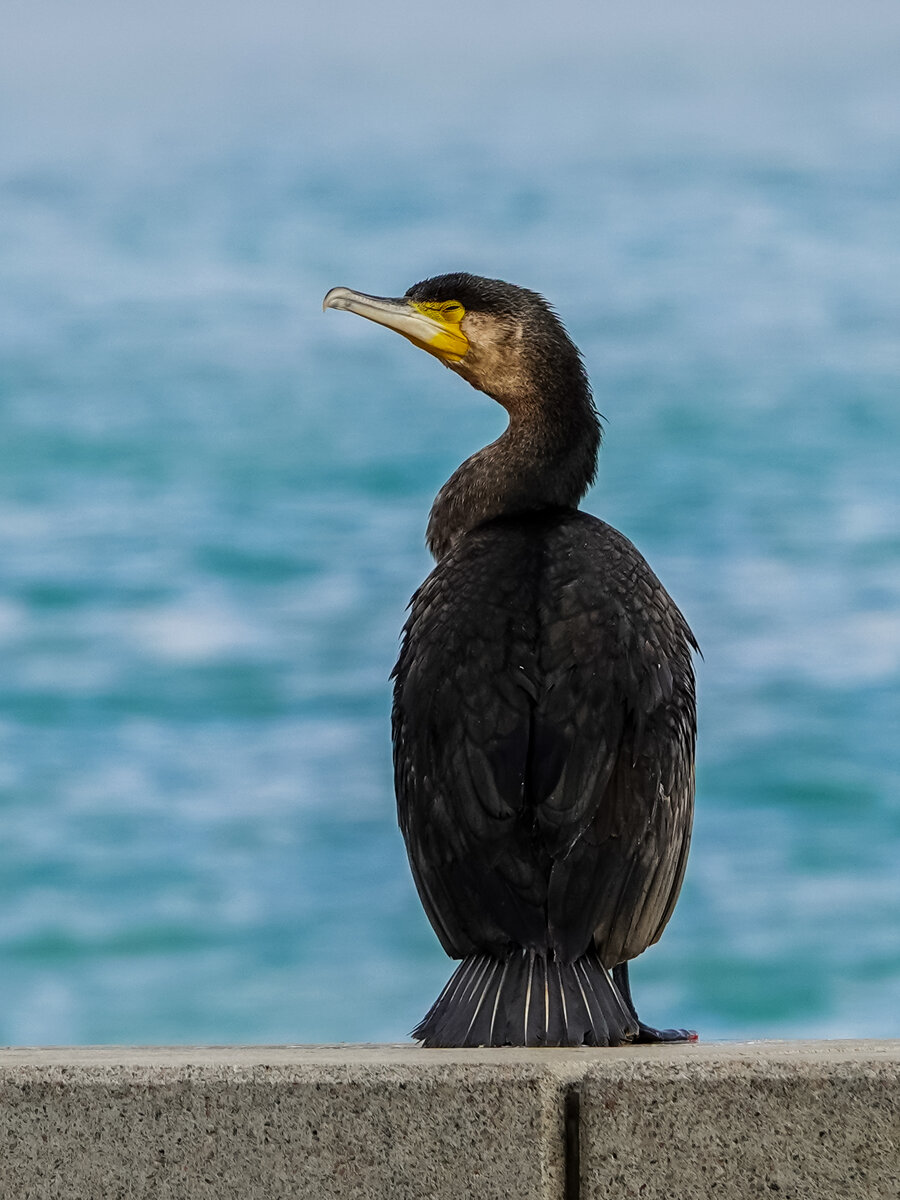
[408, 300, 467, 361]
[323, 288, 469, 364]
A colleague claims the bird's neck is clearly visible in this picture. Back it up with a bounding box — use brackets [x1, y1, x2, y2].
[426, 382, 600, 561]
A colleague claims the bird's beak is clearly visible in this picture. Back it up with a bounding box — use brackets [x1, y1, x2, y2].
[323, 287, 469, 364]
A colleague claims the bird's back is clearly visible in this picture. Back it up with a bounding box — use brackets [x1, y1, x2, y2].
[392, 507, 697, 969]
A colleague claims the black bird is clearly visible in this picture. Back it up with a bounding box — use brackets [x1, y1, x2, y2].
[324, 273, 698, 1047]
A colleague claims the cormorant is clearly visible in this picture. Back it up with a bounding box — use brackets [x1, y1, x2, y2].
[324, 273, 698, 1047]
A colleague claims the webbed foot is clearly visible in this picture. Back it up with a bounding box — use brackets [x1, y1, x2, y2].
[612, 961, 697, 1045]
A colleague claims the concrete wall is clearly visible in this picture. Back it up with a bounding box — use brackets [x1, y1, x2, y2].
[1, 1042, 897, 1199]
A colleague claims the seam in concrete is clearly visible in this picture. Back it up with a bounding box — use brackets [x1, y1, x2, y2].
[564, 1084, 582, 1200]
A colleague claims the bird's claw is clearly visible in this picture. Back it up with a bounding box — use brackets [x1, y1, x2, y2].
[631, 1023, 698, 1044]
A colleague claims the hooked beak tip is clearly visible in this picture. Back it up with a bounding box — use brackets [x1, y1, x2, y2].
[323, 286, 354, 313]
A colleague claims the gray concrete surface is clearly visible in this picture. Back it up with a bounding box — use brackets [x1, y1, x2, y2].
[0, 1042, 897, 1199]
[1, 1045, 576, 1200]
[580, 1041, 900, 1200]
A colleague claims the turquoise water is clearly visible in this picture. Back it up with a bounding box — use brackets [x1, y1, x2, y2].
[1, 3, 899, 1043]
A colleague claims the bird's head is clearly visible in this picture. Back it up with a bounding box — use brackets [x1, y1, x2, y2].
[323, 272, 586, 412]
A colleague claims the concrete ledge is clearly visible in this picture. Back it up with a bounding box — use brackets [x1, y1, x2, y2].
[1, 1043, 897, 1199]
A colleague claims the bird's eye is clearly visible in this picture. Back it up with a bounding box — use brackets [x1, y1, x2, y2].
[440, 302, 465, 322]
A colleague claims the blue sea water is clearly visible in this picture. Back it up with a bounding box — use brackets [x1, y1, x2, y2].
[0, 2, 899, 1044]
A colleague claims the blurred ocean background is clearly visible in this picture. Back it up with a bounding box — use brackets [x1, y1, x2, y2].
[0, 0, 898, 1044]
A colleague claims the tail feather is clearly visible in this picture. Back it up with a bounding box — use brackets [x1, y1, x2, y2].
[412, 949, 638, 1047]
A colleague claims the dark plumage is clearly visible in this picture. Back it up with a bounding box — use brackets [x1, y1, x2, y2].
[324, 273, 698, 1046]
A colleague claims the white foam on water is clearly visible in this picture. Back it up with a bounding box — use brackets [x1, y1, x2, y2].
[131, 601, 269, 662]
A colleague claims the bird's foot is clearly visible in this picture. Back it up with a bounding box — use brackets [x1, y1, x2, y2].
[612, 960, 698, 1045]
[631, 1021, 698, 1045]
